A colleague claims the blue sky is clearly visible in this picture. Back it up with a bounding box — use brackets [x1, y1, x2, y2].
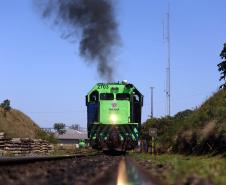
[0, 0, 225, 128]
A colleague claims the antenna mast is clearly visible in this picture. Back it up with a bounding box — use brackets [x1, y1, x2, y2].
[166, 4, 171, 116]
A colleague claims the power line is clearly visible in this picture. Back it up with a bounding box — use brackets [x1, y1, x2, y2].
[27, 110, 86, 114]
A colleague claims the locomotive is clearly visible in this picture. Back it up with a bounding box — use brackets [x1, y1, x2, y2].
[86, 81, 143, 151]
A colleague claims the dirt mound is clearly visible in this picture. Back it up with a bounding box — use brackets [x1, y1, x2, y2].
[0, 108, 56, 142]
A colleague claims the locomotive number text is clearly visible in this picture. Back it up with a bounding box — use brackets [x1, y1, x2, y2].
[97, 84, 109, 89]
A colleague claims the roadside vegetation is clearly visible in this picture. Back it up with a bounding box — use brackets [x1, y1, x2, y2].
[136, 44, 226, 185]
[141, 89, 226, 155]
[131, 153, 226, 185]
[141, 43, 226, 155]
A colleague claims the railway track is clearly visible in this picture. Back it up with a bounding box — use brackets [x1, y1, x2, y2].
[0, 153, 163, 185]
[116, 157, 163, 185]
[95, 156, 163, 185]
[0, 154, 85, 165]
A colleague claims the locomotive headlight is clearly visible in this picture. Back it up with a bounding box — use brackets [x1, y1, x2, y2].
[110, 114, 118, 124]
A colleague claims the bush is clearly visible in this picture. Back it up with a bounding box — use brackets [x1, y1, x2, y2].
[53, 123, 66, 135]
[35, 129, 58, 144]
[0, 99, 11, 111]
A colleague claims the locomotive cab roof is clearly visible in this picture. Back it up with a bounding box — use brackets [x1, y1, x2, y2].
[86, 82, 143, 97]
[86, 82, 143, 105]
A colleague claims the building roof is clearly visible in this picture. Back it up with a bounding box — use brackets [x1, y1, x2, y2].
[54, 128, 88, 140]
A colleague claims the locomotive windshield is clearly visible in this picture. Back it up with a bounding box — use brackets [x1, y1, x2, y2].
[116, 93, 130, 100]
[100, 93, 114, 100]
[90, 91, 99, 102]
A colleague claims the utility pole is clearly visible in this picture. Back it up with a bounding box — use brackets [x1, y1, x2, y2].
[150, 87, 154, 118]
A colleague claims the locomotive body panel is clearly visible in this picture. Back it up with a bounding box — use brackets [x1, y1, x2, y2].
[99, 100, 130, 124]
[86, 82, 143, 151]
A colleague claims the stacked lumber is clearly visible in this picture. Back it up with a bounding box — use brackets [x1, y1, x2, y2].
[0, 133, 5, 155]
[5, 138, 22, 155]
[20, 138, 32, 155]
[0, 133, 54, 156]
[41, 140, 49, 154]
[31, 139, 42, 154]
[30, 139, 53, 154]
[47, 144, 54, 154]
[0, 132, 5, 139]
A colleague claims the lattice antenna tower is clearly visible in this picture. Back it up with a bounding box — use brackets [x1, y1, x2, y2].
[165, 4, 171, 116]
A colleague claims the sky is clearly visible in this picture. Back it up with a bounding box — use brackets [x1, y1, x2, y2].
[0, 0, 225, 128]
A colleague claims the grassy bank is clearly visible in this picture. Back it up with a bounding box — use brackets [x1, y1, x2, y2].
[142, 89, 226, 155]
[131, 153, 226, 185]
[0, 108, 57, 143]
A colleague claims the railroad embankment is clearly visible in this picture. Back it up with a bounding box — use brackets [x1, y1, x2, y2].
[131, 153, 226, 185]
[0, 108, 56, 143]
[142, 89, 226, 155]
[132, 89, 226, 185]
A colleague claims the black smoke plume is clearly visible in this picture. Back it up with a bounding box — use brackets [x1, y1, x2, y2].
[35, 0, 119, 81]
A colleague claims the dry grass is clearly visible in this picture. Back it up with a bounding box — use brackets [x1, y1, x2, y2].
[0, 108, 39, 138]
[0, 108, 57, 143]
[201, 120, 216, 138]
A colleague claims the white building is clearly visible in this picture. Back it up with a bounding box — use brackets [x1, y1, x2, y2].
[54, 128, 88, 144]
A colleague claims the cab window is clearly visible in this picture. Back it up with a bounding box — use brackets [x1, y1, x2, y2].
[100, 93, 114, 100]
[116, 93, 130, 100]
[90, 91, 99, 102]
[133, 94, 140, 102]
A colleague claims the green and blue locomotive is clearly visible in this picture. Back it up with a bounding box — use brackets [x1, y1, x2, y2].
[86, 81, 143, 151]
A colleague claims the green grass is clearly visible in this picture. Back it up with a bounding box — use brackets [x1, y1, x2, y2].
[50, 145, 99, 156]
[131, 153, 226, 185]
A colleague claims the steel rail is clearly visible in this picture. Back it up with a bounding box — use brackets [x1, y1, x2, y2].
[92, 155, 166, 185]
[124, 157, 165, 185]
[115, 157, 166, 185]
[0, 153, 97, 165]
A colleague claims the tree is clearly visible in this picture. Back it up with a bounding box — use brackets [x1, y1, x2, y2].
[69, 124, 79, 130]
[0, 99, 11, 111]
[0, 99, 11, 117]
[174, 109, 193, 120]
[53, 123, 66, 135]
[218, 43, 226, 89]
